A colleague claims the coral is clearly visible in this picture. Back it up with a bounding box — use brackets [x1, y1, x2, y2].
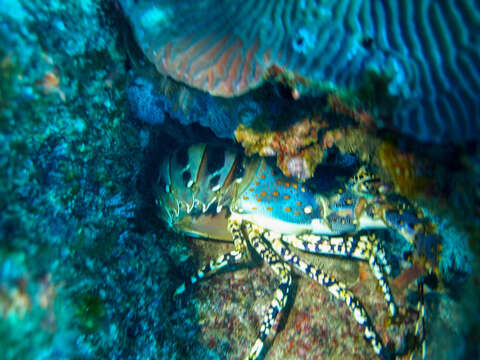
[1, 1, 479, 360]
[0, 50, 19, 118]
[121, 0, 480, 143]
[378, 142, 434, 198]
[424, 288, 480, 360]
[327, 93, 376, 129]
[235, 115, 350, 181]
[35, 68, 66, 102]
[126, 69, 323, 140]
[0, 1, 211, 359]
[264, 64, 311, 100]
[126, 76, 167, 125]
[0, 249, 81, 360]
[127, 73, 246, 139]
[423, 210, 474, 284]
[0, 1, 26, 23]
[62, 230, 216, 360]
[235, 117, 330, 181]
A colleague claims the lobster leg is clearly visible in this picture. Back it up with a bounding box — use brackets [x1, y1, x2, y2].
[283, 233, 396, 316]
[410, 281, 426, 360]
[265, 231, 386, 358]
[245, 224, 292, 360]
[173, 250, 244, 296]
[367, 234, 396, 316]
[282, 233, 377, 263]
[174, 216, 247, 296]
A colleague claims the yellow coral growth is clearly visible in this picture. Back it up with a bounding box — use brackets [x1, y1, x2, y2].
[235, 117, 326, 181]
[234, 124, 275, 157]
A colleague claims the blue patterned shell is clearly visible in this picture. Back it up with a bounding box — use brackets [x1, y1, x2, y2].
[233, 161, 322, 227]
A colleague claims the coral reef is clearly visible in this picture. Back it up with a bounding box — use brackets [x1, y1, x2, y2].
[0, 250, 81, 359]
[0, 1, 213, 359]
[125, 69, 320, 141]
[1, 1, 479, 360]
[263, 64, 311, 101]
[235, 117, 321, 180]
[235, 117, 342, 181]
[378, 142, 434, 198]
[121, 0, 480, 143]
[327, 93, 376, 130]
[127, 75, 236, 139]
[423, 211, 474, 285]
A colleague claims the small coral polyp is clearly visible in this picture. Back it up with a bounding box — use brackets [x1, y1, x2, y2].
[155, 143, 440, 359]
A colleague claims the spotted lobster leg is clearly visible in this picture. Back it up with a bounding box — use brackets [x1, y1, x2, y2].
[282, 233, 391, 274]
[174, 216, 247, 296]
[349, 169, 431, 359]
[244, 224, 292, 360]
[264, 230, 388, 358]
[410, 280, 426, 360]
[383, 202, 442, 274]
[282, 233, 396, 316]
[174, 218, 293, 360]
[349, 168, 441, 274]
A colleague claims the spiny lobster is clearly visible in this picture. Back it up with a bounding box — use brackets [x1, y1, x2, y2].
[155, 143, 440, 359]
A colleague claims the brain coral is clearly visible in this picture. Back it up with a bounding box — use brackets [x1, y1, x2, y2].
[121, 0, 480, 143]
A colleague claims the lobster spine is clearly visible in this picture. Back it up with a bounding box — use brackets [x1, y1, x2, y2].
[155, 144, 252, 226]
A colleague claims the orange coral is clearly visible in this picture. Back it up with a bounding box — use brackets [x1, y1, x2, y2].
[235, 116, 335, 181]
[35, 68, 66, 101]
[378, 141, 433, 198]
